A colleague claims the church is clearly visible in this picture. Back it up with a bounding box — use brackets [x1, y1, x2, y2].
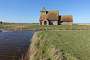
[39, 8, 73, 25]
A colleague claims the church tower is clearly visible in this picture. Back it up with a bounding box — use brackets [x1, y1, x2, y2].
[40, 7, 48, 25]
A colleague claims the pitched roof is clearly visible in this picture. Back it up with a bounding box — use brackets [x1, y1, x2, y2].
[61, 15, 73, 22]
[47, 10, 59, 20]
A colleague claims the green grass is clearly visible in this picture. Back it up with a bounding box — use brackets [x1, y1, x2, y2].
[35, 30, 90, 60]
[40, 25, 77, 30]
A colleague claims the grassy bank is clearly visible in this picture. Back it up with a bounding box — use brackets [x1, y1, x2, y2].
[30, 30, 90, 60]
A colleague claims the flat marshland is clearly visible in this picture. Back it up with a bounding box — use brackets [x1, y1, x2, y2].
[1, 23, 90, 60]
[0, 23, 40, 30]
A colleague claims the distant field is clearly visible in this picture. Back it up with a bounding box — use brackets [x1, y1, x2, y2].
[43, 24, 90, 30]
[1, 23, 90, 30]
[32, 30, 90, 60]
[0, 23, 40, 30]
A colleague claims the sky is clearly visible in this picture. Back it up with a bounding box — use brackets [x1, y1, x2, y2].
[0, 0, 90, 23]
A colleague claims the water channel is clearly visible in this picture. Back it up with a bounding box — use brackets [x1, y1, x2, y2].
[0, 31, 33, 60]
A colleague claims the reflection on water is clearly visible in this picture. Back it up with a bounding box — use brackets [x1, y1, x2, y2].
[0, 31, 33, 60]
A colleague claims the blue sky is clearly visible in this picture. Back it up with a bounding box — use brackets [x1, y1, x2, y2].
[0, 0, 90, 23]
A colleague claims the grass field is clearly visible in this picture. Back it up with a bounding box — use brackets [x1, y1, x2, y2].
[0, 23, 40, 30]
[30, 30, 90, 60]
[1, 23, 90, 31]
[42, 24, 90, 30]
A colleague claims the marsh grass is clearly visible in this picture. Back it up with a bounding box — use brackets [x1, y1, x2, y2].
[0, 23, 40, 30]
[30, 30, 90, 60]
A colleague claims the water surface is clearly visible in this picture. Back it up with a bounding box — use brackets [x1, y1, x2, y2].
[0, 31, 33, 60]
